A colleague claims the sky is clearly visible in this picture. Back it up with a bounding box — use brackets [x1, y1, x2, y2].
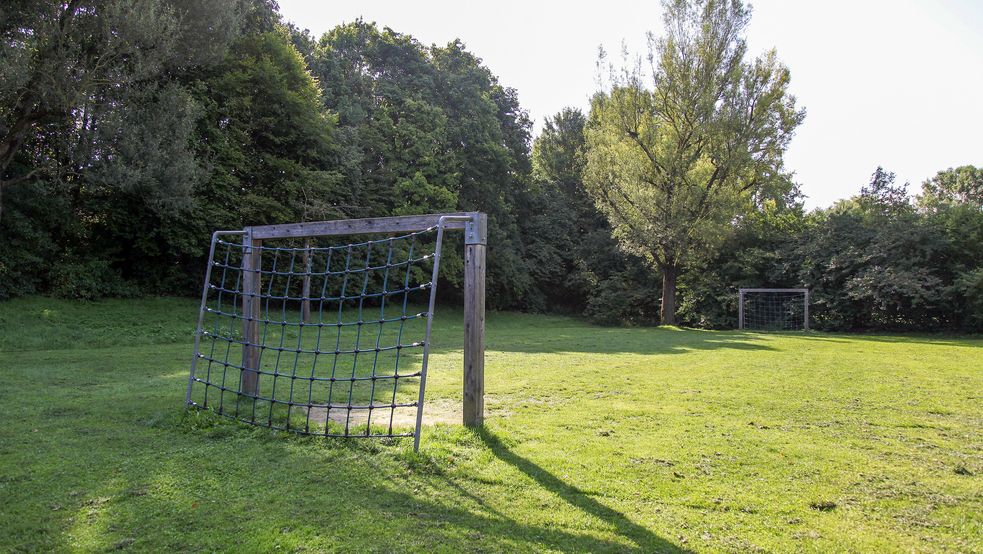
[278, 0, 983, 209]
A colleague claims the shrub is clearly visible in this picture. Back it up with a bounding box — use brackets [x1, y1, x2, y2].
[49, 260, 136, 300]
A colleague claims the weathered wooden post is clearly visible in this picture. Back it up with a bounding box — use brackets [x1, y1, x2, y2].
[738, 289, 745, 330]
[804, 289, 810, 331]
[301, 239, 312, 324]
[463, 214, 486, 427]
[241, 230, 262, 396]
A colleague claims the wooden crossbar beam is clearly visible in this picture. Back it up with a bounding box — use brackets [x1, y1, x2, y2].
[248, 212, 483, 240]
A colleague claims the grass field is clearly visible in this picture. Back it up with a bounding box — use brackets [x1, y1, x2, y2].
[0, 297, 981, 552]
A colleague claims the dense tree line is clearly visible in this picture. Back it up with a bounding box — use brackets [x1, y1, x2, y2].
[1, 1, 980, 331]
[1, 1, 539, 304]
[679, 167, 983, 331]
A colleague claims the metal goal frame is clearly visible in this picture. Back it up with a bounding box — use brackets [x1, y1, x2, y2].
[738, 288, 810, 331]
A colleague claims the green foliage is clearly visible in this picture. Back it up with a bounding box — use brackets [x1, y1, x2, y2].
[310, 21, 537, 308]
[584, 0, 804, 324]
[193, 29, 342, 226]
[0, 2, 346, 297]
[678, 199, 806, 328]
[0, 180, 68, 298]
[525, 107, 661, 321]
[78, 24, 341, 294]
[677, 168, 983, 331]
[1, 10, 545, 308]
[48, 260, 136, 300]
[920, 165, 983, 209]
[793, 170, 950, 329]
[526, 108, 594, 311]
[583, 263, 663, 325]
[0, 0, 244, 207]
[393, 172, 458, 216]
[0, 2, 979, 334]
[951, 268, 983, 329]
[0, 0, 249, 295]
[88, 83, 203, 214]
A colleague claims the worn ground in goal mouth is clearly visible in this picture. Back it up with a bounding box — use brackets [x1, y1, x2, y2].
[306, 398, 463, 428]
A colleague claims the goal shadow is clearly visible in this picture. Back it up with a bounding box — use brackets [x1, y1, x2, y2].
[477, 429, 688, 552]
[487, 324, 780, 356]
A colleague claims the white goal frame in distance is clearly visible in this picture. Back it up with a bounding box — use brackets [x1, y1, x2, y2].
[738, 288, 810, 331]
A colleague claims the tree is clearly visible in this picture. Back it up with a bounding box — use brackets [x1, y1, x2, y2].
[797, 170, 947, 329]
[111, 26, 344, 291]
[919, 165, 983, 210]
[525, 108, 625, 314]
[525, 109, 592, 310]
[309, 22, 538, 309]
[918, 166, 983, 330]
[860, 166, 910, 213]
[0, 0, 245, 297]
[0, 0, 243, 221]
[583, 0, 805, 324]
[679, 197, 805, 328]
[533, 108, 589, 203]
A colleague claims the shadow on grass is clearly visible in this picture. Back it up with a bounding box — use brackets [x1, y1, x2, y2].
[478, 429, 688, 553]
[34, 431, 687, 553]
[774, 332, 983, 348]
[483, 324, 982, 356]
[487, 326, 780, 356]
[3, 378, 685, 553]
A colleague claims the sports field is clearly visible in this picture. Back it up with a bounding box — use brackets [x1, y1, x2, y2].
[1, 297, 980, 552]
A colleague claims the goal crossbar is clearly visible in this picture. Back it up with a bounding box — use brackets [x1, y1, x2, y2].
[739, 288, 809, 293]
[247, 212, 487, 243]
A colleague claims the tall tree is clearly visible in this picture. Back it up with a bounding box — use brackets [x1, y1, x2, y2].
[0, 0, 246, 297]
[309, 22, 537, 308]
[533, 108, 589, 202]
[919, 165, 983, 210]
[0, 0, 243, 221]
[525, 107, 622, 313]
[110, 26, 344, 290]
[583, 0, 804, 324]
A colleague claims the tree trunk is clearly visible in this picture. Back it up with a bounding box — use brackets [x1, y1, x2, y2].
[661, 265, 678, 326]
[0, 107, 42, 225]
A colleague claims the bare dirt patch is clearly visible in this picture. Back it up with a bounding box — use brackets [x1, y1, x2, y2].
[306, 398, 463, 428]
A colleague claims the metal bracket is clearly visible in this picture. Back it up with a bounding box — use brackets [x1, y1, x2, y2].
[464, 213, 487, 245]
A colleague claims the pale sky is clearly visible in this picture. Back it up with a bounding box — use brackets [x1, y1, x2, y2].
[278, 0, 983, 209]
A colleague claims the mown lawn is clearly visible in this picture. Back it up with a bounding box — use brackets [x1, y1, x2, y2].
[0, 297, 980, 552]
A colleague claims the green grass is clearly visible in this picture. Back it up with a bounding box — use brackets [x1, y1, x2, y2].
[0, 296, 981, 552]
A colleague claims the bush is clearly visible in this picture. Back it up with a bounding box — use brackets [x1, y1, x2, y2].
[49, 260, 136, 300]
[584, 269, 661, 326]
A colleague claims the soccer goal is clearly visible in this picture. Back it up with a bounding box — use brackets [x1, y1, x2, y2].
[185, 212, 487, 451]
[738, 288, 810, 331]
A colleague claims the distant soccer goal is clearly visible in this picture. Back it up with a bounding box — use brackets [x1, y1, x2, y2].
[738, 288, 810, 331]
[185, 212, 487, 451]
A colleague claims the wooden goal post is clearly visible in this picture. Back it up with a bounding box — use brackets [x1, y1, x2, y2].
[239, 212, 488, 429]
[187, 211, 488, 452]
